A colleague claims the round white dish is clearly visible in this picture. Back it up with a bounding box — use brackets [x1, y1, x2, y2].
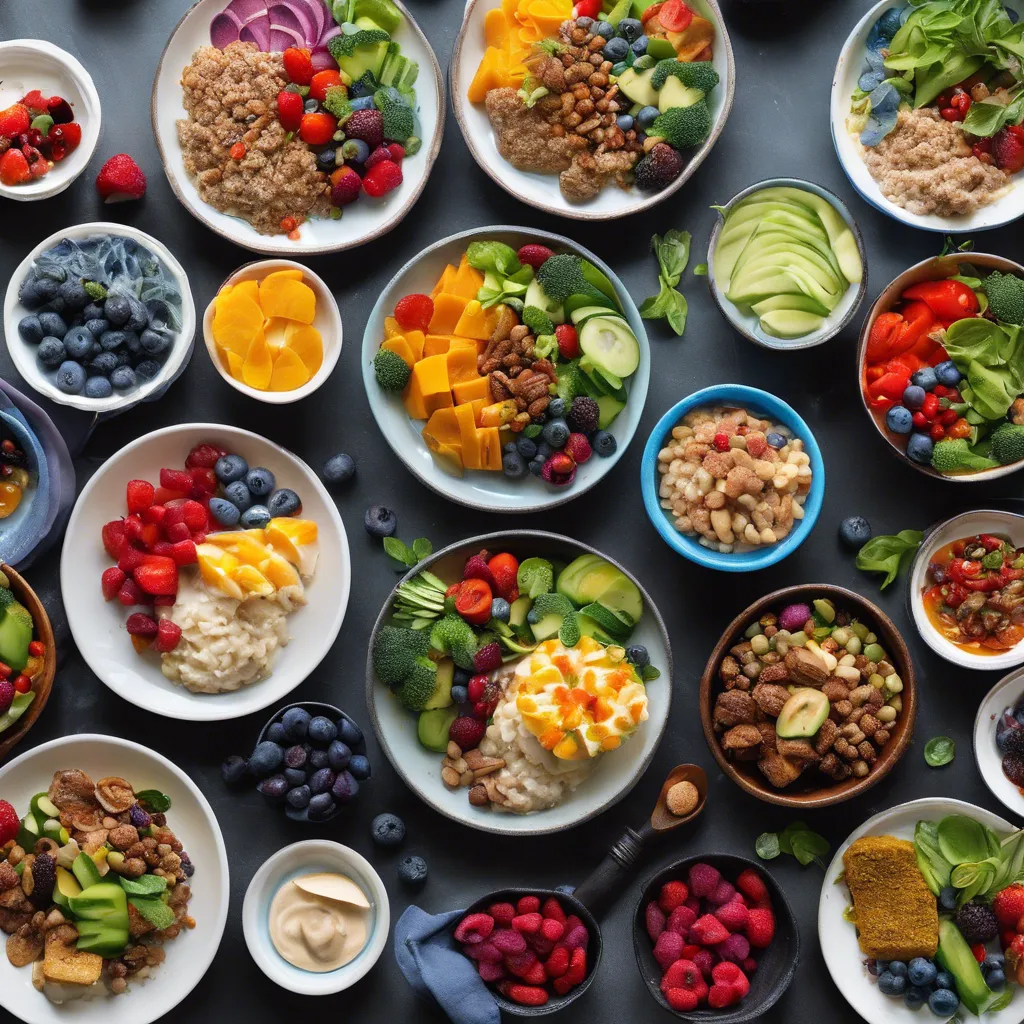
[365, 531, 672, 836]
[0, 734, 229, 1024]
[908, 509, 1024, 672]
[60, 423, 350, 721]
[819, 796, 1022, 1024]
[202, 259, 342, 404]
[2, 222, 197, 415]
[974, 666, 1024, 819]
[242, 840, 389, 995]
[450, 0, 734, 221]
[361, 225, 650, 513]
[151, 0, 444, 255]
[830, 0, 1024, 233]
[0, 39, 101, 202]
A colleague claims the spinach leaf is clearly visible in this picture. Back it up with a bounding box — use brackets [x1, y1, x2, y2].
[924, 736, 956, 767]
[136, 789, 171, 813]
[914, 819, 952, 894]
[383, 536, 434, 569]
[855, 530, 924, 590]
[755, 822, 830, 868]
[119, 873, 168, 896]
[938, 814, 997, 865]
[640, 231, 691, 338]
[963, 90, 1024, 136]
[128, 895, 176, 930]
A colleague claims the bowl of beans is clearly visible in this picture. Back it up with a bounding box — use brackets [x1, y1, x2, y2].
[640, 385, 825, 572]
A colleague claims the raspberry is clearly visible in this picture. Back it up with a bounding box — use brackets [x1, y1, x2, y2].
[667, 905, 697, 935]
[102, 520, 126, 559]
[658, 879, 690, 914]
[0, 800, 19, 846]
[477, 960, 505, 983]
[684, 896, 700, 914]
[567, 396, 599, 434]
[688, 862, 721, 898]
[708, 984, 740, 1009]
[365, 145, 393, 169]
[504, 950, 538, 976]
[563, 433, 592, 464]
[526, 932, 554, 957]
[653, 930, 684, 970]
[735, 868, 771, 908]
[994, 884, 1024, 929]
[386, 143, 406, 162]
[160, 468, 192, 492]
[541, 897, 566, 923]
[516, 896, 541, 915]
[126, 479, 155, 513]
[0, 679, 13, 715]
[491, 927, 527, 955]
[545, 944, 569, 977]
[517, 244, 554, 269]
[330, 167, 362, 206]
[489, 902, 516, 927]
[101, 566, 126, 601]
[563, 923, 588, 949]
[448, 715, 485, 750]
[708, 880, 737, 907]
[498, 982, 547, 1007]
[454, 912, 495, 944]
[714, 898, 749, 933]
[362, 158, 403, 197]
[345, 108, 383, 150]
[512, 912, 542, 934]
[716, 932, 750, 964]
[555, 322, 580, 360]
[665, 987, 700, 1012]
[689, 914, 730, 946]
[745, 907, 775, 949]
[473, 642, 502, 674]
[185, 443, 227, 469]
[712, 960, 749, 991]
[125, 613, 159, 636]
[465, 940, 502, 962]
[463, 551, 496, 587]
[635, 142, 684, 192]
[645, 901, 666, 942]
[394, 293, 434, 333]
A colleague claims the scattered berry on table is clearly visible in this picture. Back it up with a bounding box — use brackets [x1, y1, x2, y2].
[838, 515, 872, 550]
[221, 755, 249, 786]
[398, 855, 428, 886]
[371, 812, 406, 848]
[323, 453, 356, 486]
[365, 504, 397, 537]
[95, 153, 147, 202]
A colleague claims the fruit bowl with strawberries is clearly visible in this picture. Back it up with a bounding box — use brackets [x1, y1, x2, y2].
[0, 39, 100, 201]
[60, 424, 349, 722]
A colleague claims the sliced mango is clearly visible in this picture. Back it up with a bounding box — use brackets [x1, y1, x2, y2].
[222, 348, 244, 379]
[452, 256, 485, 301]
[285, 323, 324, 376]
[269, 347, 311, 392]
[259, 273, 315, 323]
[381, 335, 415, 368]
[430, 264, 458, 299]
[428, 292, 469, 336]
[455, 402, 481, 469]
[446, 345, 479, 385]
[212, 290, 264, 357]
[241, 333, 273, 390]
[453, 376, 491, 404]
[403, 329, 425, 362]
[485, 7, 509, 47]
[264, 317, 290, 351]
[423, 406, 461, 449]
[477, 426, 503, 471]
[453, 299, 499, 341]
[232, 279, 260, 304]
[431, 442, 464, 477]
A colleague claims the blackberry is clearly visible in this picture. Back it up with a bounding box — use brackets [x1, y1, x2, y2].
[1004, 752, 1024, 787]
[567, 395, 599, 434]
[634, 143, 685, 193]
[955, 901, 998, 945]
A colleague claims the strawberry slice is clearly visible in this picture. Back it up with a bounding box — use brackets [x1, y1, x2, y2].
[154, 486, 188, 505]
[133, 556, 178, 597]
[164, 522, 191, 544]
[117, 577, 144, 606]
[169, 539, 197, 566]
[160, 468, 192, 493]
[142, 504, 167, 526]
[180, 499, 209, 532]
[122, 514, 144, 544]
[189, 467, 217, 498]
[185, 443, 228, 469]
[153, 618, 182, 653]
[117, 541, 146, 574]
[126, 479, 155, 514]
[101, 567, 126, 601]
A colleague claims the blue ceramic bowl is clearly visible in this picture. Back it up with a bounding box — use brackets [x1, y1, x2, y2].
[0, 408, 49, 568]
[640, 385, 825, 573]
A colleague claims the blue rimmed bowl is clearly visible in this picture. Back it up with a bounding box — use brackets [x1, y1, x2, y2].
[640, 385, 825, 572]
[0, 407, 49, 568]
[242, 840, 390, 996]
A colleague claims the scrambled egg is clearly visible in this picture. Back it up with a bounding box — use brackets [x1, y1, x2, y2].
[513, 636, 648, 761]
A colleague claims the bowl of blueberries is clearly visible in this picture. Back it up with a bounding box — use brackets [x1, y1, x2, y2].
[2, 222, 196, 414]
[223, 701, 371, 824]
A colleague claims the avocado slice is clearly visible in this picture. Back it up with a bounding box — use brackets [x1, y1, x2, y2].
[557, 556, 643, 623]
[523, 278, 565, 325]
[576, 615, 617, 646]
[596, 394, 626, 429]
[0, 601, 33, 674]
[352, 0, 403, 33]
[936, 918, 994, 1015]
[71, 851, 103, 891]
[30, 793, 60, 824]
[579, 316, 640, 379]
[530, 612, 565, 642]
[645, 37, 676, 61]
[578, 602, 633, 640]
[657, 75, 702, 113]
[509, 596, 532, 630]
[751, 293, 830, 317]
[417, 707, 458, 752]
[775, 688, 829, 739]
[616, 66, 658, 108]
[52, 866, 82, 910]
[759, 310, 826, 338]
[423, 658, 454, 711]
[605, 0, 633, 25]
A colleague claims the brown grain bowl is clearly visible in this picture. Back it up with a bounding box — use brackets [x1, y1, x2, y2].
[0, 564, 55, 762]
[699, 584, 915, 808]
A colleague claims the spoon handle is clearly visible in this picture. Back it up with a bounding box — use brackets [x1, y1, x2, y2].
[572, 821, 656, 918]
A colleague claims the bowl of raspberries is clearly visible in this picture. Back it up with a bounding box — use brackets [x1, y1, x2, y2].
[633, 856, 799, 1022]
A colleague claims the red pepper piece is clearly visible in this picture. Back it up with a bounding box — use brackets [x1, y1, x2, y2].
[866, 312, 907, 362]
[454, 578, 493, 625]
[902, 279, 980, 320]
[868, 370, 912, 404]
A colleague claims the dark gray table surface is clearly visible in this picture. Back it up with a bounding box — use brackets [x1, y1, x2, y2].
[0, 1, 1020, 1021]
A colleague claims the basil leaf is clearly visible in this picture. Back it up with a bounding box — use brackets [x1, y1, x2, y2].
[755, 832, 781, 860]
[136, 789, 171, 813]
[383, 537, 413, 566]
[119, 873, 168, 896]
[641, 665, 660, 682]
[654, 230, 690, 286]
[790, 830, 831, 868]
[855, 530, 924, 590]
[128, 895, 176, 930]
[638, 284, 674, 320]
[693, 263, 708, 277]
[664, 290, 688, 337]
[925, 736, 956, 767]
[412, 538, 433, 562]
[982, 549, 1004, 570]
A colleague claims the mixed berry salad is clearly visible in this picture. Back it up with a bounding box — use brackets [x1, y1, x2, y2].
[469, 0, 718, 202]
[0, 89, 83, 188]
[372, 240, 641, 487]
[863, 261, 1024, 475]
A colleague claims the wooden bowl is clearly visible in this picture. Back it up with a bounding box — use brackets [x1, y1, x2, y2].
[699, 584, 916, 808]
[0, 564, 55, 761]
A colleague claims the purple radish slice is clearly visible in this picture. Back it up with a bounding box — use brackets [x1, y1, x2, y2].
[226, 0, 270, 25]
[292, 0, 328, 42]
[269, 3, 317, 46]
[777, 603, 812, 633]
[210, 10, 244, 48]
[310, 45, 338, 71]
[240, 18, 272, 49]
[269, 23, 306, 50]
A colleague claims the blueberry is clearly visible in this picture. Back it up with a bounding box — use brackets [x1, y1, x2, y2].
[365, 504, 397, 537]
[33, 278, 59, 304]
[309, 748, 330, 770]
[928, 989, 959, 1016]
[309, 767, 336, 795]
[451, 684, 468, 704]
[398, 855, 428, 886]
[308, 716, 338, 745]
[348, 754, 371, 780]
[267, 488, 302, 517]
[221, 755, 249, 785]
[240, 504, 271, 529]
[594, 20, 615, 38]
[136, 360, 162, 382]
[503, 451, 527, 478]
[284, 744, 308, 769]
[516, 436, 537, 460]
[602, 36, 629, 61]
[85, 376, 113, 399]
[349, 95, 375, 111]
[85, 318, 109, 337]
[454, 668, 471, 686]
[282, 706, 312, 741]
[55, 360, 85, 394]
[627, 644, 649, 667]
[62, 326, 93, 360]
[37, 337, 66, 368]
[839, 515, 872, 550]
[630, 34, 648, 56]
[547, 397, 566, 419]
[878, 971, 906, 996]
[258, 775, 289, 802]
[906, 433, 934, 465]
[371, 812, 405, 847]
[341, 137, 371, 162]
[905, 985, 930, 1010]
[110, 366, 137, 391]
[536, 442, 553, 461]
[503, 441, 518, 455]
[125, 296, 149, 332]
[215, 454, 248, 484]
[888, 962, 908, 977]
[104, 294, 131, 327]
[245, 467, 275, 497]
[910, 366, 938, 391]
[908, 958, 937, 987]
[592, 430, 617, 457]
[140, 328, 170, 355]
[331, 771, 359, 804]
[987, 968, 1006, 991]
[283, 768, 307, 787]
[82, 302, 104, 322]
[327, 740, 351, 771]
[617, 16, 642, 39]
[18, 277, 44, 309]
[38, 311, 67, 339]
[338, 717, 363, 749]
[209, 497, 240, 527]
[304, 96, 321, 114]
[528, 459, 545, 477]
[491, 597, 510, 622]
[902, 385, 926, 410]
[18, 315, 43, 344]
[935, 360, 962, 387]
[58, 279, 89, 310]
[867, 959, 882, 976]
[938, 887, 958, 911]
[542, 418, 570, 448]
[122, 331, 141, 356]
[317, 148, 336, 170]
[99, 329, 127, 351]
[224, 480, 253, 512]
[266, 722, 288, 744]
[983, 953, 1005, 971]
[886, 405, 913, 434]
[616, 114, 634, 133]
[933, 970, 954, 990]
[637, 105, 661, 130]
[575, 15, 593, 29]
[250, 741, 284, 776]
[307, 793, 337, 820]
[286, 785, 311, 809]
[323, 453, 356, 485]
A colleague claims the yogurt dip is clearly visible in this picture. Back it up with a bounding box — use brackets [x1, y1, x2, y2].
[269, 873, 370, 972]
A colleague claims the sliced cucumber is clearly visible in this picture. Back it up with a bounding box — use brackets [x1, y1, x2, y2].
[570, 304, 622, 326]
[579, 316, 640, 378]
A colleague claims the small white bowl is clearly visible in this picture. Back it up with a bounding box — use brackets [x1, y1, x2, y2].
[3, 222, 197, 414]
[202, 260, 342, 404]
[831, 0, 1024, 233]
[0, 39, 101, 202]
[60, 423, 350, 722]
[908, 509, 1024, 672]
[0, 734, 229, 1024]
[242, 841, 389, 995]
[974, 666, 1024, 819]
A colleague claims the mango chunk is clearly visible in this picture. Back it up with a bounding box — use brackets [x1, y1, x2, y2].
[452, 256, 485, 301]
[384, 315, 403, 338]
[381, 335, 415, 368]
[213, 290, 264, 357]
[241, 332, 273, 390]
[232, 279, 260, 304]
[477, 426, 503, 471]
[423, 406, 461, 448]
[452, 376, 491, 404]
[259, 273, 316, 323]
[455, 402, 481, 469]
[453, 299, 499, 341]
[285, 323, 324, 375]
[430, 264, 458, 299]
[264, 317, 290, 351]
[428, 292, 469, 335]
[269, 347, 311, 391]
[446, 345, 480, 385]
[404, 329, 425, 362]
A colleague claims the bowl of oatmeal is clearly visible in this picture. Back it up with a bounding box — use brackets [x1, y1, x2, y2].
[640, 385, 825, 572]
[831, 0, 1024, 232]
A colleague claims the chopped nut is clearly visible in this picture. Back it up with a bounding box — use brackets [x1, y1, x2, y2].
[756, 662, 790, 686]
[757, 751, 804, 788]
[468, 784, 489, 807]
[775, 738, 820, 762]
[713, 690, 757, 728]
[751, 683, 790, 717]
[446, 741, 462, 760]
[784, 647, 829, 687]
[440, 766, 461, 788]
[722, 724, 762, 759]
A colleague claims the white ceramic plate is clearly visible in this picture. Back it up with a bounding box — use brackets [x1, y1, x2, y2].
[974, 666, 1024, 819]
[202, 259, 342, 404]
[60, 423, 350, 721]
[151, 0, 444, 255]
[908, 510, 1024, 672]
[450, 0, 734, 220]
[243, 841, 389, 994]
[0, 734, 229, 1024]
[2, 222, 197, 415]
[0, 40, 101, 202]
[365, 531, 673, 836]
[361, 226, 650, 513]
[831, 0, 1024, 233]
[819, 797, 1022, 1024]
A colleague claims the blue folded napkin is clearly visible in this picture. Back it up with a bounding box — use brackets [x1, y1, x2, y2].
[394, 906, 500, 1024]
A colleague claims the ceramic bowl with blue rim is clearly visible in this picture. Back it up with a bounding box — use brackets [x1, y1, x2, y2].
[0, 407, 49, 568]
[242, 840, 390, 995]
[640, 384, 825, 572]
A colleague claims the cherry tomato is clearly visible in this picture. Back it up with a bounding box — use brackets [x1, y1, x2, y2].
[930, 422, 947, 442]
[276, 91, 304, 133]
[282, 47, 313, 86]
[866, 311, 906, 362]
[921, 392, 940, 419]
[309, 70, 343, 103]
[657, 0, 693, 31]
[575, 0, 602, 17]
[455, 578, 493, 625]
[299, 111, 337, 146]
[13, 675, 30, 694]
[939, 408, 959, 426]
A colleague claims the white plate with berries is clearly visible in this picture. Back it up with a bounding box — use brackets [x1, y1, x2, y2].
[150, 0, 444, 255]
[0, 40, 100, 201]
[60, 424, 350, 722]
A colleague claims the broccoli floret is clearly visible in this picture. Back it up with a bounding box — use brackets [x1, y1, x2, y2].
[376, 96, 415, 142]
[651, 101, 713, 151]
[650, 60, 719, 95]
[533, 334, 558, 360]
[322, 87, 353, 122]
[535, 254, 588, 305]
[0, 587, 15, 610]
[931, 438, 1000, 474]
[429, 613, 478, 670]
[397, 656, 438, 711]
[559, 612, 581, 648]
[374, 348, 411, 391]
[990, 422, 1024, 465]
[372, 625, 431, 686]
[527, 592, 575, 624]
[523, 305, 555, 336]
[984, 270, 1024, 326]
[328, 29, 391, 60]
